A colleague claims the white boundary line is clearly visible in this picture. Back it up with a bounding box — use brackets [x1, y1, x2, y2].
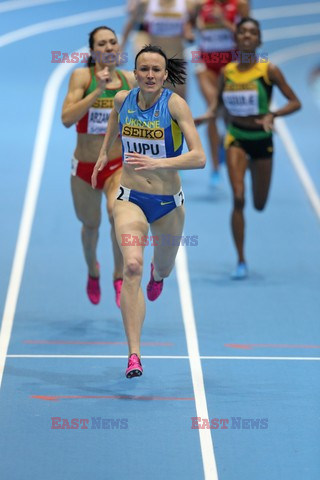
[1, 7, 320, 48]
[253, 2, 320, 20]
[271, 42, 320, 220]
[3, 1, 318, 19]
[202, 356, 320, 361]
[6, 354, 320, 361]
[179, 40, 320, 478]
[0, 1, 126, 390]
[263, 22, 320, 42]
[176, 247, 219, 480]
[0, 0, 68, 13]
[270, 41, 320, 65]
[0, 6, 125, 47]
[275, 117, 320, 219]
[0, 52, 86, 390]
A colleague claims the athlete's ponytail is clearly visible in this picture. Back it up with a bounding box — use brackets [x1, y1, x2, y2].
[135, 45, 187, 86]
[166, 56, 187, 86]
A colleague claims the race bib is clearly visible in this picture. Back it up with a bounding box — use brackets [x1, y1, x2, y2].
[87, 108, 111, 134]
[223, 90, 259, 116]
[123, 137, 166, 161]
[199, 28, 235, 52]
[150, 19, 183, 37]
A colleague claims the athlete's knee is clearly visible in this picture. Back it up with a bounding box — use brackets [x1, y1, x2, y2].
[233, 196, 245, 211]
[253, 195, 268, 211]
[77, 210, 100, 229]
[124, 256, 143, 278]
[82, 221, 100, 232]
[254, 201, 266, 211]
[155, 263, 173, 279]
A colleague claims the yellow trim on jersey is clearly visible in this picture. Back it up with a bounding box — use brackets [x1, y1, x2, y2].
[171, 119, 183, 152]
[153, 12, 183, 18]
[224, 131, 235, 150]
[224, 61, 271, 85]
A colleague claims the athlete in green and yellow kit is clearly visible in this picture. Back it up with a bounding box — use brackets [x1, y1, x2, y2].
[196, 17, 301, 278]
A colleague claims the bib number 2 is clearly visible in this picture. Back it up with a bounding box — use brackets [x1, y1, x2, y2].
[117, 186, 124, 201]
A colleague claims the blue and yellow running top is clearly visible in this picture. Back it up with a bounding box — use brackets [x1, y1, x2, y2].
[119, 87, 184, 163]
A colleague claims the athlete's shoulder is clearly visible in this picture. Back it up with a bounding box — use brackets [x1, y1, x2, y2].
[223, 61, 238, 78]
[68, 67, 91, 91]
[70, 66, 91, 81]
[118, 70, 137, 88]
[115, 89, 131, 102]
[266, 62, 283, 84]
[168, 92, 190, 119]
[168, 91, 186, 106]
[266, 62, 277, 74]
[114, 89, 132, 112]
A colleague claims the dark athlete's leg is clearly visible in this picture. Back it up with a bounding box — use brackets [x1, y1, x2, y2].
[250, 158, 273, 211]
[226, 146, 248, 266]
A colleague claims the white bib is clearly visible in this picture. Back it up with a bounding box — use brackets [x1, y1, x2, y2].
[87, 108, 111, 134]
[199, 28, 235, 52]
[149, 18, 184, 37]
[123, 137, 166, 161]
[223, 90, 259, 116]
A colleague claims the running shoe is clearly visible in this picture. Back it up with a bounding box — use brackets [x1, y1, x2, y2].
[86, 263, 101, 304]
[125, 353, 143, 378]
[146, 263, 163, 301]
[231, 262, 248, 280]
[209, 170, 221, 188]
[113, 278, 123, 308]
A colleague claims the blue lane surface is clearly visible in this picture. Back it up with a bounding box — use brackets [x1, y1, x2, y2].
[201, 360, 320, 480]
[0, 358, 203, 480]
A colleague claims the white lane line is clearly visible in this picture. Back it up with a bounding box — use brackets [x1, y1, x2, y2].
[275, 117, 320, 219]
[180, 45, 320, 473]
[271, 41, 320, 220]
[270, 41, 320, 65]
[201, 356, 320, 361]
[6, 355, 189, 359]
[0, 2, 127, 390]
[253, 2, 320, 20]
[0, 4, 320, 49]
[0, 0, 68, 13]
[176, 247, 219, 480]
[0, 52, 85, 389]
[263, 22, 320, 42]
[6, 354, 320, 361]
[0, 6, 125, 47]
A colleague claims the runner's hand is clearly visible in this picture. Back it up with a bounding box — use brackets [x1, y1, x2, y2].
[96, 67, 111, 91]
[92, 151, 108, 188]
[124, 153, 158, 171]
[194, 111, 215, 126]
[255, 113, 275, 132]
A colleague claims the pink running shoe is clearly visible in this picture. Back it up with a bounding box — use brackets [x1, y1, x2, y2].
[125, 354, 143, 378]
[86, 263, 100, 305]
[146, 263, 163, 301]
[113, 278, 123, 308]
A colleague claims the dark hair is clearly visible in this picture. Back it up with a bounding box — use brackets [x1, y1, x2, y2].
[87, 26, 117, 67]
[236, 17, 261, 42]
[134, 45, 187, 86]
